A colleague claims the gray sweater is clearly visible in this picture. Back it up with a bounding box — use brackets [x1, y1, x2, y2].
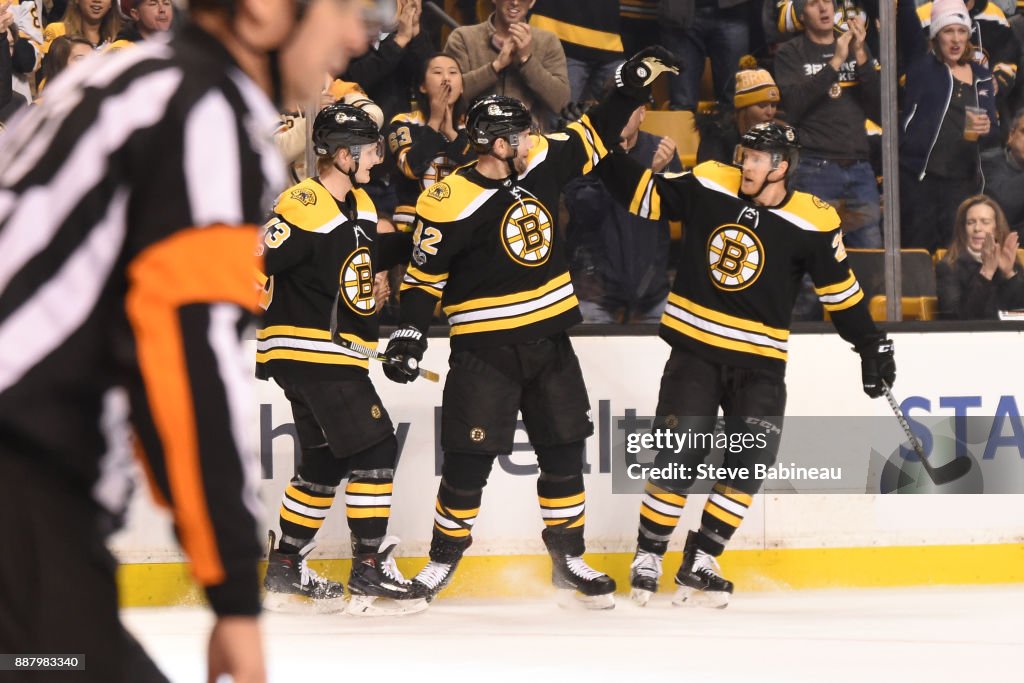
[445, 14, 570, 130]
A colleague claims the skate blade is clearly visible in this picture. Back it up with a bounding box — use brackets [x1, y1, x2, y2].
[345, 595, 430, 617]
[556, 589, 615, 611]
[262, 592, 346, 615]
[671, 586, 729, 609]
[630, 587, 654, 607]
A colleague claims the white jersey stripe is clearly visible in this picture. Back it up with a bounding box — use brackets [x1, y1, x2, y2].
[186, 91, 243, 226]
[447, 283, 575, 325]
[0, 68, 184, 292]
[0, 189, 129, 392]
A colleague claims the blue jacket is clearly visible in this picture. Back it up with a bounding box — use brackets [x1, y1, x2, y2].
[899, 54, 1000, 181]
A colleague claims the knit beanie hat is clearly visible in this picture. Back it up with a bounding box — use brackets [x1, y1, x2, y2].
[734, 70, 781, 109]
[929, 0, 972, 39]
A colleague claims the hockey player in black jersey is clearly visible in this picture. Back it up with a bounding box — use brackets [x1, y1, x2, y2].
[256, 102, 423, 616]
[596, 122, 896, 608]
[381, 47, 679, 609]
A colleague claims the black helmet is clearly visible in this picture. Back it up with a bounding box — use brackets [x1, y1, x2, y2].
[738, 122, 800, 176]
[312, 103, 381, 158]
[467, 95, 532, 153]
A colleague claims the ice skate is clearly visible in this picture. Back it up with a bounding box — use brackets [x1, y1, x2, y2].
[550, 552, 616, 610]
[263, 531, 346, 613]
[629, 548, 663, 607]
[672, 531, 733, 609]
[409, 537, 469, 603]
[346, 536, 428, 616]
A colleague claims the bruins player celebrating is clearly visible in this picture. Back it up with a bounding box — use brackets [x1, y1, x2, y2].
[381, 48, 679, 609]
[256, 103, 421, 616]
[596, 122, 896, 608]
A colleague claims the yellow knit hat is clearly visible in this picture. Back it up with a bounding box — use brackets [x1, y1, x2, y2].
[734, 69, 781, 109]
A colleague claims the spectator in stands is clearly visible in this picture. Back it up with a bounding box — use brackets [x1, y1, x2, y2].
[620, 0, 658, 54]
[900, 0, 1000, 252]
[696, 64, 779, 164]
[108, 0, 172, 50]
[565, 102, 680, 323]
[912, 1, 1020, 144]
[36, 35, 93, 94]
[1, 2, 14, 125]
[658, 0, 754, 112]
[774, 0, 883, 248]
[982, 108, 1024, 236]
[5, 0, 43, 113]
[769, 1, 879, 57]
[42, 0, 122, 52]
[342, 0, 434, 123]
[444, 0, 570, 131]
[387, 53, 473, 232]
[936, 194, 1024, 318]
[529, 0, 624, 104]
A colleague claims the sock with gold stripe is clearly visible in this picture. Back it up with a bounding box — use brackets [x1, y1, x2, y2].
[432, 479, 481, 545]
[696, 483, 754, 556]
[637, 481, 688, 555]
[537, 471, 586, 530]
[278, 476, 336, 553]
[345, 469, 394, 555]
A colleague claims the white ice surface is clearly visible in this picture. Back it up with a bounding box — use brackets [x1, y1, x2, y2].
[124, 585, 1024, 683]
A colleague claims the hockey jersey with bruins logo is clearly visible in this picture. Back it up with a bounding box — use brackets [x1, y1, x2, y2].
[597, 157, 879, 372]
[256, 177, 412, 380]
[386, 110, 474, 231]
[399, 94, 641, 350]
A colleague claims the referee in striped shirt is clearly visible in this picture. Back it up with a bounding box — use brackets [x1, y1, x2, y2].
[0, 1, 368, 681]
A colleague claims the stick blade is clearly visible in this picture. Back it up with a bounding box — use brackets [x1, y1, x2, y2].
[928, 456, 973, 486]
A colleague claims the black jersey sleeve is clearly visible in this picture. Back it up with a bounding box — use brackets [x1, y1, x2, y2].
[804, 228, 879, 346]
[595, 150, 695, 221]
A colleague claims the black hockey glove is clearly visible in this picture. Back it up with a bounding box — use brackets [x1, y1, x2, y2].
[556, 101, 591, 129]
[614, 46, 681, 100]
[855, 334, 896, 399]
[383, 325, 426, 384]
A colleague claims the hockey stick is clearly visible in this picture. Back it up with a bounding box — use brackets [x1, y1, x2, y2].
[881, 382, 972, 485]
[335, 337, 440, 383]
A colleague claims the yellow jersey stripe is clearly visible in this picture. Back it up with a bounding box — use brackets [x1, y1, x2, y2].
[629, 169, 653, 215]
[814, 272, 858, 296]
[444, 272, 572, 314]
[405, 266, 449, 284]
[645, 482, 687, 506]
[529, 15, 624, 52]
[256, 349, 370, 367]
[823, 289, 864, 312]
[434, 524, 471, 538]
[449, 295, 579, 336]
[668, 293, 789, 340]
[257, 325, 333, 341]
[662, 315, 789, 361]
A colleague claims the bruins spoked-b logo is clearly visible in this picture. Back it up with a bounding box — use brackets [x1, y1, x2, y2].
[707, 224, 764, 291]
[500, 199, 552, 267]
[339, 247, 376, 316]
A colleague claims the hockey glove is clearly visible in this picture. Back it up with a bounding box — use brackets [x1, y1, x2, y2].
[615, 46, 681, 100]
[383, 325, 426, 384]
[855, 334, 896, 399]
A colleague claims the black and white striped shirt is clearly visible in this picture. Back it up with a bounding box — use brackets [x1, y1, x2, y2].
[0, 23, 286, 616]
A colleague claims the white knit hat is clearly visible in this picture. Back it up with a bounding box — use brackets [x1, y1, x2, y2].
[929, 0, 972, 39]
